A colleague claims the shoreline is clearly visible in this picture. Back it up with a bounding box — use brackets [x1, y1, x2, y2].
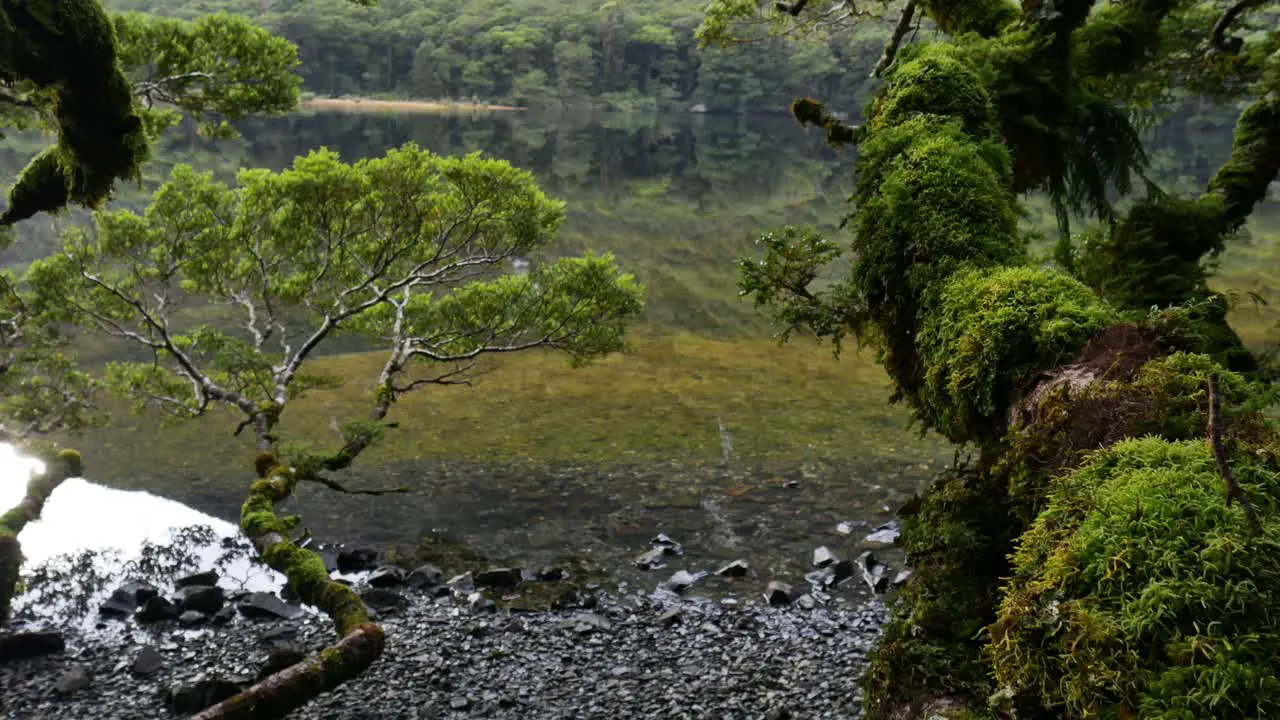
[300, 96, 525, 114]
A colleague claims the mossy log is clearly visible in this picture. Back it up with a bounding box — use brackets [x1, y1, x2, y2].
[0, 449, 82, 624]
[191, 452, 384, 720]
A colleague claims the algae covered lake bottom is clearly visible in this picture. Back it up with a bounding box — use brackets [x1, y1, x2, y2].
[61, 332, 950, 582]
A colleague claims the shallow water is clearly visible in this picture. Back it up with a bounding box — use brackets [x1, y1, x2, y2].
[1, 107, 1276, 596]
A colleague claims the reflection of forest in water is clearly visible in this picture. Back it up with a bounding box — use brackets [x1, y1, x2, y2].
[3, 104, 1277, 347]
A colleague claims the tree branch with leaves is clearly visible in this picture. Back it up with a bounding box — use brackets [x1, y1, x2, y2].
[23, 143, 643, 717]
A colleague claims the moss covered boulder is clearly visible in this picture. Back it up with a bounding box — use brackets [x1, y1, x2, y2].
[990, 437, 1280, 718]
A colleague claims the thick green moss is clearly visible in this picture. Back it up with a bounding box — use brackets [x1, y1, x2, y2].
[920, 0, 1019, 38]
[0, 0, 148, 225]
[1077, 194, 1226, 310]
[866, 43, 1000, 139]
[916, 266, 1116, 443]
[864, 466, 1017, 719]
[990, 437, 1280, 719]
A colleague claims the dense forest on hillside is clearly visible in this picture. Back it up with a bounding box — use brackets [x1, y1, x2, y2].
[101, 0, 894, 111]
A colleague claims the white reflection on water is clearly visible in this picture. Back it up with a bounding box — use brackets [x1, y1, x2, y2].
[1, 443, 290, 632]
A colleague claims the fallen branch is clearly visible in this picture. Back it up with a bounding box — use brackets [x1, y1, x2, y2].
[0, 450, 82, 624]
[191, 453, 385, 719]
[305, 473, 408, 496]
[1206, 374, 1263, 536]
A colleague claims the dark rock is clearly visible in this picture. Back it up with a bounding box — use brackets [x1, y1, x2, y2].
[237, 592, 304, 621]
[892, 568, 914, 589]
[99, 582, 155, 618]
[764, 581, 795, 606]
[858, 551, 891, 593]
[54, 665, 90, 695]
[662, 570, 706, 594]
[178, 610, 208, 627]
[551, 589, 594, 610]
[765, 709, 793, 720]
[135, 595, 180, 624]
[132, 646, 165, 676]
[650, 533, 680, 549]
[367, 566, 408, 588]
[405, 564, 444, 589]
[656, 607, 683, 627]
[258, 647, 307, 680]
[832, 558, 856, 585]
[716, 559, 750, 578]
[812, 546, 837, 568]
[361, 588, 405, 613]
[634, 547, 667, 570]
[164, 678, 246, 714]
[0, 631, 65, 662]
[259, 626, 298, 647]
[176, 585, 225, 615]
[336, 547, 379, 574]
[211, 606, 236, 626]
[537, 566, 568, 582]
[475, 567, 522, 589]
[174, 569, 219, 589]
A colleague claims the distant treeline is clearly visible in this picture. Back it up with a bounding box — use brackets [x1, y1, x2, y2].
[102, 0, 892, 112]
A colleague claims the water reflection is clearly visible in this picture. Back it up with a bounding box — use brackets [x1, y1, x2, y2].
[0, 443, 285, 632]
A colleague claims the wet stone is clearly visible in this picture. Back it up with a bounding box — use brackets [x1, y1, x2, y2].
[165, 678, 246, 714]
[174, 569, 219, 589]
[0, 631, 65, 662]
[336, 547, 379, 574]
[634, 547, 667, 570]
[367, 566, 408, 588]
[176, 585, 225, 615]
[765, 581, 795, 606]
[134, 595, 179, 624]
[716, 559, 750, 578]
[131, 646, 165, 676]
[178, 610, 208, 627]
[54, 665, 90, 695]
[812, 546, 837, 568]
[237, 592, 304, 621]
[662, 570, 706, 594]
[475, 567, 522, 590]
[406, 564, 444, 588]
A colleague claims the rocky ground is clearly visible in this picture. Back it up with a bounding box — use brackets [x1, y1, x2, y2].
[0, 532, 901, 719]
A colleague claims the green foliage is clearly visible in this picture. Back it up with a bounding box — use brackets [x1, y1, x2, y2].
[736, 225, 855, 351]
[1076, 193, 1225, 310]
[991, 437, 1280, 719]
[25, 142, 643, 445]
[864, 43, 1000, 139]
[111, 11, 303, 138]
[917, 266, 1117, 443]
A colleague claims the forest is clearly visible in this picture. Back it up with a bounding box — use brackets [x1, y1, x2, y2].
[100, 0, 895, 111]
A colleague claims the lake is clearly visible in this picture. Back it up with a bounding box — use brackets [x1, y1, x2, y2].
[1, 106, 1276, 594]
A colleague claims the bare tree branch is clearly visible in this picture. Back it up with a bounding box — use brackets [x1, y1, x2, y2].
[872, 0, 918, 78]
[1210, 0, 1266, 54]
[1206, 373, 1263, 536]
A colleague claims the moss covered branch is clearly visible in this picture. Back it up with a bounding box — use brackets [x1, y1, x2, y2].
[191, 452, 384, 719]
[0, 449, 82, 624]
[0, 0, 148, 226]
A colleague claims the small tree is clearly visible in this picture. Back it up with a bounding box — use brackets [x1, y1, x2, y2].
[21, 143, 643, 717]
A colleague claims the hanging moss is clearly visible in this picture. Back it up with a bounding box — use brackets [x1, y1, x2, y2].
[920, 0, 1019, 38]
[915, 265, 1117, 443]
[0, 0, 148, 226]
[1076, 193, 1226, 310]
[990, 437, 1280, 719]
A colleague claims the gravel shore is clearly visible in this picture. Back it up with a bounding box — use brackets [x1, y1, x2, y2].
[2, 587, 887, 720]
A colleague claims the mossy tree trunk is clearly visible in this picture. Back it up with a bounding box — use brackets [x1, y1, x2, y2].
[0, 449, 82, 625]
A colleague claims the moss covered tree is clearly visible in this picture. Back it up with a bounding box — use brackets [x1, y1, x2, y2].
[0, 1, 304, 226]
[20, 144, 643, 717]
[704, 0, 1279, 717]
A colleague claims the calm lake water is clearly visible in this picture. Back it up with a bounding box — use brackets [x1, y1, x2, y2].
[2, 107, 1276, 596]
